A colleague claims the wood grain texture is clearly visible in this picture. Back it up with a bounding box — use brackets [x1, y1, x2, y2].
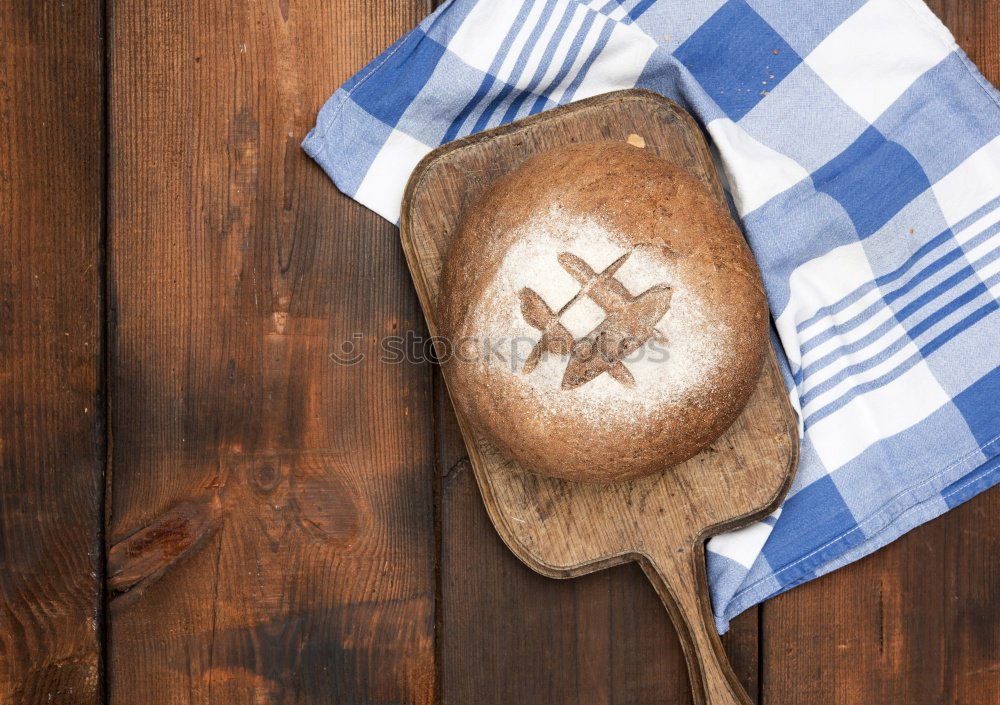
[928, 0, 1000, 82]
[107, 1, 436, 703]
[764, 487, 1000, 705]
[763, 4, 1000, 704]
[402, 91, 799, 705]
[1, 1, 997, 704]
[0, 2, 104, 703]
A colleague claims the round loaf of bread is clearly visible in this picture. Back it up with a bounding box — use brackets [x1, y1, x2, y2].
[438, 141, 768, 483]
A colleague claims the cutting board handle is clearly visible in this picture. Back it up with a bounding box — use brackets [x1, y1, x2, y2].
[641, 544, 752, 705]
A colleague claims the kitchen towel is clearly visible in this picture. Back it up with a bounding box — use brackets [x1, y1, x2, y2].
[303, 0, 1000, 633]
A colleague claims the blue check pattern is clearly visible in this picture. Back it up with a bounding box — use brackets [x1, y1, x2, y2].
[303, 0, 1000, 633]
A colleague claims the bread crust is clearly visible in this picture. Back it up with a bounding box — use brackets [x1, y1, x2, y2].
[438, 141, 767, 483]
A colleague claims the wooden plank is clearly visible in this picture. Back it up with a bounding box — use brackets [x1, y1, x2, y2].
[926, 0, 1000, 81]
[763, 488, 1000, 705]
[762, 3, 1000, 703]
[762, 486, 1000, 703]
[106, 1, 437, 703]
[438, 374, 762, 705]
[0, 2, 104, 703]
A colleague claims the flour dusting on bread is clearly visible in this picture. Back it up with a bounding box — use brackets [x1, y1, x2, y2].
[473, 203, 728, 426]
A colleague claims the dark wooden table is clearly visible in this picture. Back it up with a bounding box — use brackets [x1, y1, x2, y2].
[1, 1, 998, 703]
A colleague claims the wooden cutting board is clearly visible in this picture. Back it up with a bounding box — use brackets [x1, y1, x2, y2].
[400, 89, 799, 705]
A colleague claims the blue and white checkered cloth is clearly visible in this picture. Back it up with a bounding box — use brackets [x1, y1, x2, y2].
[304, 0, 1000, 633]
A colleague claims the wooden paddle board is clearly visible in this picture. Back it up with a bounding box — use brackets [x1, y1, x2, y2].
[399, 89, 799, 705]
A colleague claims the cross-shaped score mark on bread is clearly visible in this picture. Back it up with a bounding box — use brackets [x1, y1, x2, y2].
[519, 249, 673, 389]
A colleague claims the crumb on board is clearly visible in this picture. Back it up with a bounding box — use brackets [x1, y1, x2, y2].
[627, 133, 646, 148]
